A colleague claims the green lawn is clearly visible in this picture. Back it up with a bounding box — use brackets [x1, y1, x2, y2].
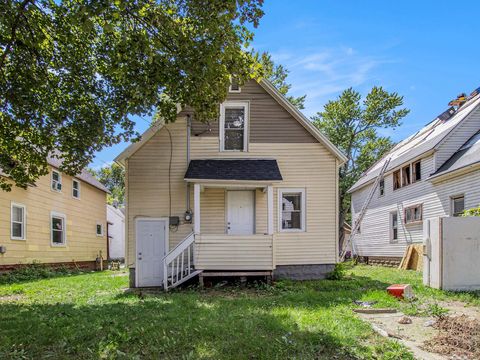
[1, 265, 478, 360]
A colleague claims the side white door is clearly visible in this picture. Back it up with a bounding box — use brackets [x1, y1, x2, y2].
[136, 219, 167, 287]
[227, 191, 254, 235]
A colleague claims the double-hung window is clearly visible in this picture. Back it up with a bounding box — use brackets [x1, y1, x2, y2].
[51, 170, 62, 192]
[51, 212, 66, 246]
[279, 189, 305, 231]
[11, 203, 26, 240]
[451, 195, 465, 217]
[220, 102, 249, 152]
[390, 211, 398, 242]
[72, 179, 81, 199]
[379, 178, 385, 197]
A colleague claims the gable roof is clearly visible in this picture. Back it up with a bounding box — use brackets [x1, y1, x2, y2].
[185, 159, 282, 182]
[115, 79, 347, 165]
[349, 93, 480, 193]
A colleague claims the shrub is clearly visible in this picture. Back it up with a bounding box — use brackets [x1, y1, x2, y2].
[0, 262, 82, 284]
[326, 263, 346, 280]
[462, 206, 480, 217]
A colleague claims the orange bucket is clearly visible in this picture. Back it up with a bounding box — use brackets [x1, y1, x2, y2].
[387, 284, 413, 299]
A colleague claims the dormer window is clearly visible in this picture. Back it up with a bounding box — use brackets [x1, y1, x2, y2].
[229, 78, 241, 93]
[220, 101, 249, 151]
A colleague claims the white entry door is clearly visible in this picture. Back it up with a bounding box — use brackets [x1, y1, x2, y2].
[227, 191, 254, 235]
[136, 219, 167, 287]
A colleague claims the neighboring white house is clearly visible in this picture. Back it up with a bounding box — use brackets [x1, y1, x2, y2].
[349, 88, 480, 264]
[107, 205, 125, 261]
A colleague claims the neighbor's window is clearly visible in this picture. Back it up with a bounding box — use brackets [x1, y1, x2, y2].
[379, 178, 385, 197]
[51, 170, 62, 192]
[451, 195, 465, 217]
[72, 179, 80, 199]
[220, 102, 248, 151]
[51, 213, 66, 245]
[279, 189, 305, 231]
[404, 204, 422, 224]
[390, 211, 399, 242]
[96, 223, 104, 236]
[11, 203, 26, 240]
[393, 170, 401, 190]
[402, 164, 411, 186]
[412, 161, 421, 182]
[229, 78, 241, 93]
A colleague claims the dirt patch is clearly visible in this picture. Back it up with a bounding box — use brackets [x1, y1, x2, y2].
[0, 294, 24, 302]
[423, 315, 480, 359]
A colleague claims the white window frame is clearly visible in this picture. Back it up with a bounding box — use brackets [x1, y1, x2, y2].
[278, 188, 306, 232]
[390, 211, 399, 243]
[51, 170, 62, 192]
[50, 211, 67, 246]
[219, 101, 249, 152]
[72, 179, 81, 199]
[11, 202, 26, 240]
[450, 194, 465, 217]
[96, 222, 104, 237]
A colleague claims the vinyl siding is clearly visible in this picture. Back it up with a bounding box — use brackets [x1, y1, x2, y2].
[434, 106, 480, 170]
[191, 80, 316, 143]
[0, 169, 107, 265]
[351, 154, 480, 258]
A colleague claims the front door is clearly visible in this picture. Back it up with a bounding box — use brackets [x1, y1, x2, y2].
[136, 219, 167, 287]
[227, 191, 254, 235]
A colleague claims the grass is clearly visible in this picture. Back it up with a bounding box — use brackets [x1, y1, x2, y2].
[1, 265, 478, 359]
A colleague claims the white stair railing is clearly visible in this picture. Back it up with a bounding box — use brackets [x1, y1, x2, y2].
[163, 232, 196, 290]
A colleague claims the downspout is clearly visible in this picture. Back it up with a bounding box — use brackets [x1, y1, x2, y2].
[186, 114, 192, 214]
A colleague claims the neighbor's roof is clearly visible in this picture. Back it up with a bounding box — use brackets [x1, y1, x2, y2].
[47, 156, 109, 193]
[184, 159, 282, 182]
[430, 130, 480, 179]
[348, 93, 480, 193]
[114, 79, 347, 165]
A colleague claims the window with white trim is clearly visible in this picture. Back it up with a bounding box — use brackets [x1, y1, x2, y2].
[220, 102, 248, 151]
[404, 204, 422, 224]
[390, 211, 398, 242]
[229, 78, 241, 93]
[72, 179, 81, 199]
[11, 203, 26, 240]
[51, 170, 62, 192]
[96, 223, 104, 236]
[279, 189, 305, 231]
[451, 195, 465, 217]
[51, 213, 66, 245]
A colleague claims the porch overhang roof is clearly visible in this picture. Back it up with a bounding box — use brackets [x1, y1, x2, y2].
[184, 159, 283, 182]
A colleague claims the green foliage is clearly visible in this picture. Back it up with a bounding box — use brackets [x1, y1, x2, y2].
[259, 53, 306, 109]
[462, 206, 480, 217]
[0, 0, 264, 191]
[326, 263, 346, 280]
[89, 163, 125, 205]
[0, 262, 82, 284]
[426, 303, 449, 318]
[312, 87, 409, 225]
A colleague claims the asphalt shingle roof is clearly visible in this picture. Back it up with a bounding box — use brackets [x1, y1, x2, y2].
[185, 159, 282, 181]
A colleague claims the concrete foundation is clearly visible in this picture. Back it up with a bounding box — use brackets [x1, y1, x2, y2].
[129, 267, 136, 288]
[273, 264, 335, 280]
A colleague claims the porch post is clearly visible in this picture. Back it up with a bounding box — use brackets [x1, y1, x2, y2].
[267, 185, 274, 235]
[194, 183, 201, 235]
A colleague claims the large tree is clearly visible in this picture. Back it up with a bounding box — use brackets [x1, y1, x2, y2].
[259, 53, 306, 109]
[312, 87, 409, 245]
[89, 163, 125, 205]
[0, 0, 264, 191]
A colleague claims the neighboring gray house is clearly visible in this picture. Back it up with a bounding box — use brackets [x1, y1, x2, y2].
[349, 88, 480, 264]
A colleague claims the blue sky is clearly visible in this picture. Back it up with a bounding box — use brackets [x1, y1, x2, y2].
[91, 0, 480, 168]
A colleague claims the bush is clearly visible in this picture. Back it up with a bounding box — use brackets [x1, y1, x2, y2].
[0, 262, 83, 284]
[462, 206, 480, 217]
[326, 263, 346, 280]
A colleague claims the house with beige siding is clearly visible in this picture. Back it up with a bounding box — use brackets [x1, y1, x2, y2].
[0, 157, 108, 270]
[115, 79, 347, 289]
[349, 88, 480, 265]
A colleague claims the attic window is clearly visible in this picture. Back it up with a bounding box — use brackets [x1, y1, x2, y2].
[402, 165, 411, 186]
[412, 161, 421, 182]
[229, 79, 241, 93]
[379, 179, 385, 197]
